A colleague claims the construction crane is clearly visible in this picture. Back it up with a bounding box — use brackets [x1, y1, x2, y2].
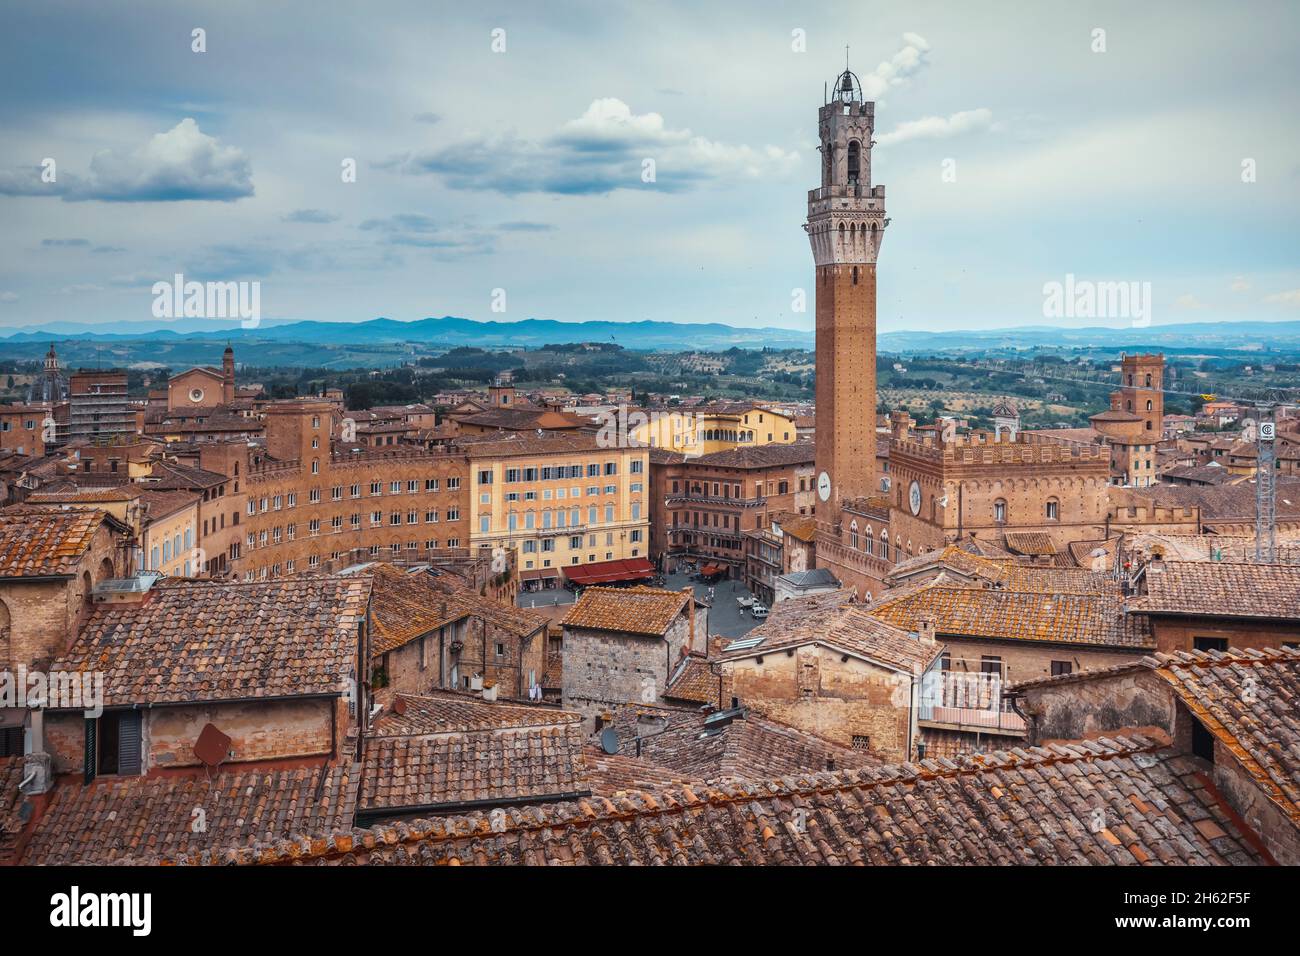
[1255, 403, 1277, 563]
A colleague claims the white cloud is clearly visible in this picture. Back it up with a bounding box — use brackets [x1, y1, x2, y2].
[0, 291, 18, 303]
[1264, 289, 1300, 305]
[0, 119, 253, 202]
[859, 33, 931, 100]
[876, 108, 994, 147]
[381, 98, 798, 195]
[1174, 293, 1210, 309]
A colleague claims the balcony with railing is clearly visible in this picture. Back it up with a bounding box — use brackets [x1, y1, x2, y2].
[665, 492, 766, 508]
[917, 670, 1026, 736]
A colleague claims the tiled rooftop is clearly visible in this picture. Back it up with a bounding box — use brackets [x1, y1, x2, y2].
[159, 736, 1264, 866]
[361, 693, 587, 817]
[1002, 531, 1058, 556]
[371, 692, 578, 737]
[1153, 649, 1300, 825]
[870, 581, 1153, 649]
[51, 577, 371, 707]
[20, 763, 359, 864]
[1011, 647, 1300, 838]
[579, 748, 704, 797]
[663, 652, 718, 706]
[368, 564, 470, 654]
[360, 725, 588, 818]
[1133, 560, 1300, 619]
[721, 589, 943, 674]
[886, 544, 1118, 595]
[0, 757, 25, 862]
[367, 563, 547, 656]
[562, 585, 691, 637]
[0, 507, 111, 578]
[775, 511, 817, 542]
[607, 704, 877, 782]
[687, 440, 816, 470]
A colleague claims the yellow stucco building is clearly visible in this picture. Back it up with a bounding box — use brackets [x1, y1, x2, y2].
[628, 403, 797, 457]
[463, 432, 651, 588]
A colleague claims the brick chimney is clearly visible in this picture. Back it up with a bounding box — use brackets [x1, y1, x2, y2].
[917, 614, 936, 645]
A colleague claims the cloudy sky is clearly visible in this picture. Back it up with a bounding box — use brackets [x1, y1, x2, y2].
[1, 0, 1297, 334]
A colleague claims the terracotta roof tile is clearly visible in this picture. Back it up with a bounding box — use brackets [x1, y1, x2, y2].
[608, 706, 877, 782]
[687, 441, 815, 470]
[1002, 531, 1058, 556]
[663, 652, 718, 705]
[721, 589, 943, 673]
[562, 585, 691, 637]
[372, 691, 578, 736]
[1133, 561, 1300, 619]
[579, 748, 704, 797]
[20, 763, 359, 864]
[51, 577, 371, 707]
[156, 736, 1264, 866]
[361, 694, 586, 816]
[870, 581, 1153, 649]
[1010, 648, 1300, 836]
[0, 507, 111, 578]
[0, 757, 25, 862]
[1151, 648, 1300, 825]
[887, 544, 1118, 594]
[367, 563, 546, 655]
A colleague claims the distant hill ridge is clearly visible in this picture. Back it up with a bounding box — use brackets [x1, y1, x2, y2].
[4, 315, 1300, 354]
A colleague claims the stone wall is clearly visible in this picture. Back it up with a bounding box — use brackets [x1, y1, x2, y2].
[562, 614, 690, 730]
[43, 696, 339, 775]
[721, 645, 913, 762]
[1017, 669, 1177, 744]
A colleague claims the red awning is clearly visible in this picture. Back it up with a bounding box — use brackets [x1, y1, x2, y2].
[519, 568, 560, 581]
[563, 557, 656, 586]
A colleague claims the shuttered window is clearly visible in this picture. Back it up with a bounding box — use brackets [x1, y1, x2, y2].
[83, 718, 97, 784]
[89, 711, 143, 778]
[117, 711, 142, 775]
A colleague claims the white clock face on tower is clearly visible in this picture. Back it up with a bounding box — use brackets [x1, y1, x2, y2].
[817, 471, 831, 502]
[909, 480, 922, 516]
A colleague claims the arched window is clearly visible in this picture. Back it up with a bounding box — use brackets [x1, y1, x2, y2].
[847, 140, 861, 185]
[1145, 374, 1151, 387]
[1046, 497, 1059, 521]
[994, 499, 1007, 523]
[1146, 399, 1153, 411]
[849, 520, 859, 550]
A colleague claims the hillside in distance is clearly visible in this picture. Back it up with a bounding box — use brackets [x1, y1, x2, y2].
[0, 315, 815, 351]
[4, 316, 1300, 367]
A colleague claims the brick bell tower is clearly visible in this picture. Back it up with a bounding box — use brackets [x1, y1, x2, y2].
[806, 62, 888, 536]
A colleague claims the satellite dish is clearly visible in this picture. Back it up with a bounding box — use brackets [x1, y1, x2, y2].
[600, 727, 620, 755]
[194, 723, 233, 769]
